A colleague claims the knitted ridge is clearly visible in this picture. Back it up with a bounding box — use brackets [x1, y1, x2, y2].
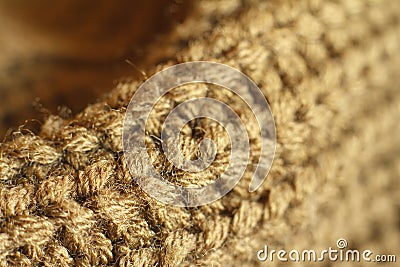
[1, 0, 400, 266]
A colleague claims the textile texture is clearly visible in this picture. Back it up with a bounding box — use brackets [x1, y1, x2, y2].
[1, 0, 400, 266]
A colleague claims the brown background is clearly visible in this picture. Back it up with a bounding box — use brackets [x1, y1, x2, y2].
[0, 0, 191, 138]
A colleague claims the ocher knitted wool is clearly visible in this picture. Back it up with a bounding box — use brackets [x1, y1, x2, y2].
[1, 0, 400, 266]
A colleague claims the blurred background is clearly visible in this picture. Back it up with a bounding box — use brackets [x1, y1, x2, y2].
[0, 0, 191, 138]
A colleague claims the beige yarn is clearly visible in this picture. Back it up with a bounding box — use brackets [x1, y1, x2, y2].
[1, 0, 400, 266]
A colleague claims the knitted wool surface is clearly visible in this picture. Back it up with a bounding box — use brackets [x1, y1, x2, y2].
[1, 0, 400, 266]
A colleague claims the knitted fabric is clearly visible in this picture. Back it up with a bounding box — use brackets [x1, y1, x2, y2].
[1, 0, 400, 266]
